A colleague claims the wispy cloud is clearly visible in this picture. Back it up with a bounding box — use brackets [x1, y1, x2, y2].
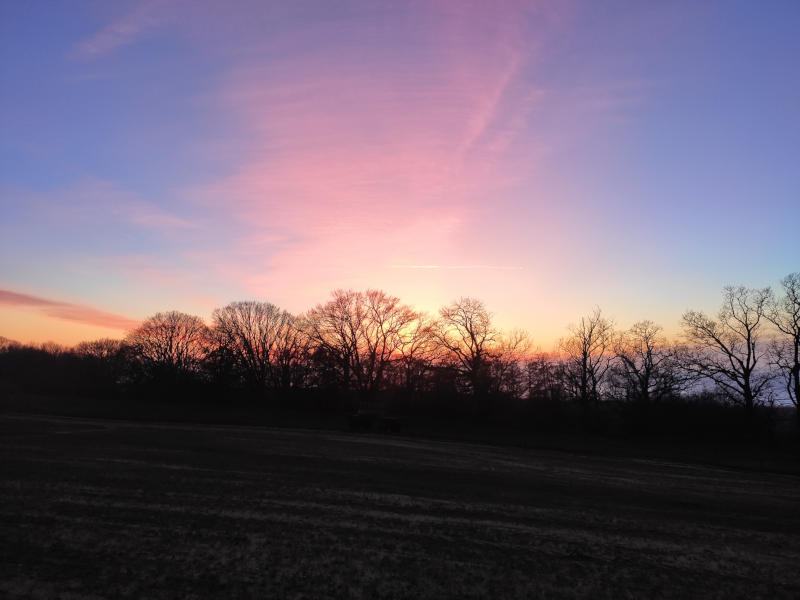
[120, 202, 197, 231]
[179, 3, 553, 300]
[72, 1, 168, 59]
[0, 289, 139, 331]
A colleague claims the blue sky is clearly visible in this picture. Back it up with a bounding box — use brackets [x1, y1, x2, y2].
[1, 0, 798, 345]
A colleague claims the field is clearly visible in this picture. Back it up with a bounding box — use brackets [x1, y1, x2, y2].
[1, 413, 799, 599]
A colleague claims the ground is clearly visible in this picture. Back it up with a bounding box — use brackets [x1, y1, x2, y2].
[1, 413, 799, 599]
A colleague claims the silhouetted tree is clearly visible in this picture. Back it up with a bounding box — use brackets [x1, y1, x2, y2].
[767, 273, 800, 427]
[560, 308, 614, 407]
[393, 314, 437, 395]
[432, 297, 497, 400]
[0, 336, 21, 352]
[212, 301, 305, 393]
[613, 321, 683, 403]
[681, 286, 773, 418]
[39, 341, 68, 356]
[270, 312, 309, 392]
[303, 290, 418, 397]
[74, 338, 127, 389]
[126, 311, 209, 384]
[489, 330, 531, 397]
[74, 338, 125, 361]
[525, 353, 564, 401]
[0, 341, 89, 396]
[8, 276, 800, 439]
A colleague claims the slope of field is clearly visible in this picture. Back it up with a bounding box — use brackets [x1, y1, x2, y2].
[1, 413, 798, 599]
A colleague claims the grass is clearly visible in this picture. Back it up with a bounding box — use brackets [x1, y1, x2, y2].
[1, 412, 799, 598]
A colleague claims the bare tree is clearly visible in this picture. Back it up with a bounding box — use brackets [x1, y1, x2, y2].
[126, 311, 209, 381]
[39, 341, 68, 356]
[212, 301, 302, 391]
[432, 297, 498, 398]
[767, 273, 800, 426]
[681, 286, 773, 417]
[74, 338, 127, 383]
[394, 314, 437, 394]
[0, 336, 21, 352]
[74, 338, 125, 361]
[525, 352, 564, 401]
[270, 312, 309, 391]
[613, 321, 683, 403]
[559, 308, 614, 407]
[303, 289, 418, 395]
[489, 329, 531, 397]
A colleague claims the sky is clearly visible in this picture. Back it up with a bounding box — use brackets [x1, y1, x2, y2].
[1, 0, 798, 349]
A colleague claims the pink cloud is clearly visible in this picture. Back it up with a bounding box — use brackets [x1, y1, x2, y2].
[57, 2, 573, 317]
[0, 289, 140, 331]
[179, 3, 557, 304]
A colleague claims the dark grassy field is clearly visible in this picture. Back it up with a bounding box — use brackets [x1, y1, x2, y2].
[1, 413, 799, 599]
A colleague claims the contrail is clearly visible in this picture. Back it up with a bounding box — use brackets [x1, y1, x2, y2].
[390, 265, 523, 271]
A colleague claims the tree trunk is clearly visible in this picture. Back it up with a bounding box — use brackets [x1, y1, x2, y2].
[795, 405, 800, 438]
[793, 366, 800, 436]
[742, 379, 754, 420]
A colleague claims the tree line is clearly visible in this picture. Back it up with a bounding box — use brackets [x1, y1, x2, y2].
[1, 273, 798, 437]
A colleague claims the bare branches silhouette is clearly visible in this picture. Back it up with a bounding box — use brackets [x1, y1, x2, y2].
[768, 273, 800, 425]
[126, 311, 209, 383]
[2, 273, 799, 437]
[559, 308, 614, 408]
[681, 286, 773, 417]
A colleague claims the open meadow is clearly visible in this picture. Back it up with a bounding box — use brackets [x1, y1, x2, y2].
[1, 412, 799, 599]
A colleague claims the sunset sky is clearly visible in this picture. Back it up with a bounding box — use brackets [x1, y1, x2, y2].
[1, 1, 798, 348]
